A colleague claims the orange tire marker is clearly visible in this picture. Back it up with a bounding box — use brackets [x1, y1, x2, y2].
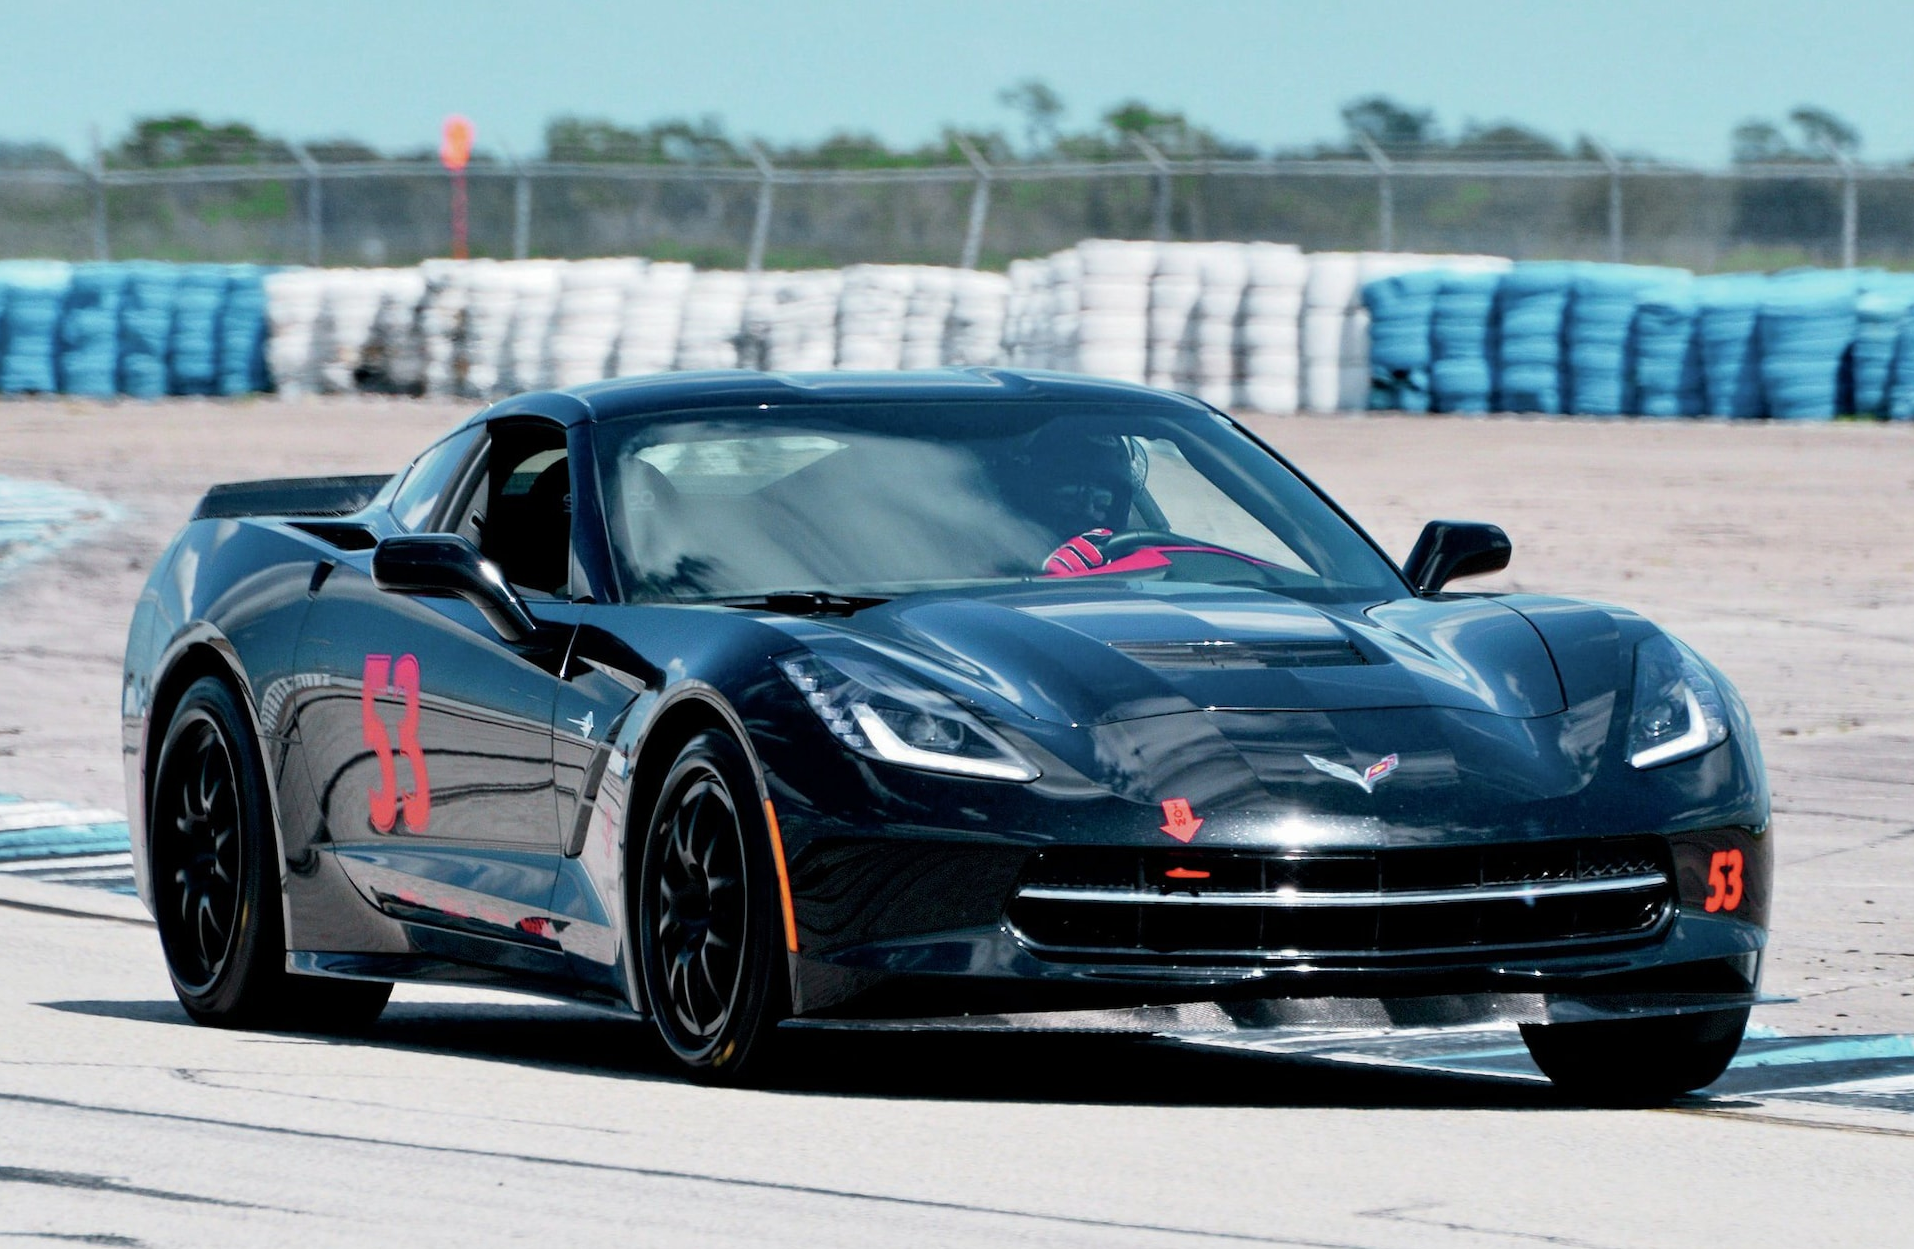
[762, 799, 800, 952]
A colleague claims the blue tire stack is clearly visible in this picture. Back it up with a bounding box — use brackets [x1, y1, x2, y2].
[119, 263, 184, 398]
[1629, 278, 1704, 417]
[1495, 262, 1580, 413]
[1566, 265, 1687, 416]
[1363, 269, 1443, 411]
[1851, 273, 1914, 418]
[217, 265, 271, 395]
[0, 261, 74, 394]
[1429, 270, 1500, 414]
[1696, 274, 1767, 418]
[57, 264, 129, 397]
[1758, 270, 1858, 420]
[168, 265, 229, 396]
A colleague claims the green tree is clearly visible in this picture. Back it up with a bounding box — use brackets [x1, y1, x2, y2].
[110, 116, 285, 168]
[1340, 96, 1439, 151]
[997, 79, 1065, 155]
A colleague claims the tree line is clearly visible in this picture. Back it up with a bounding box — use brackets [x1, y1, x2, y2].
[0, 91, 1896, 271]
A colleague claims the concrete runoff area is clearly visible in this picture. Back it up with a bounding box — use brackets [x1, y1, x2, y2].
[0, 398, 1910, 1245]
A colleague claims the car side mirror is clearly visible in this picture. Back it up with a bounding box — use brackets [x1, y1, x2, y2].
[372, 534, 538, 642]
[1402, 521, 1512, 594]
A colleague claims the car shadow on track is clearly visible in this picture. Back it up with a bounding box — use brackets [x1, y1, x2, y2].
[42, 996, 1572, 1110]
[50, 997, 1914, 1116]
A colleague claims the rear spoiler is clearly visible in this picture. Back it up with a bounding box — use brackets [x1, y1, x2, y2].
[192, 474, 395, 522]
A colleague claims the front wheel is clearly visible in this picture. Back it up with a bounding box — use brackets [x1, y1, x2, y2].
[636, 731, 789, 1084]
[1520, 1007, 1748, 1105]
[151, 676, 390, 1031]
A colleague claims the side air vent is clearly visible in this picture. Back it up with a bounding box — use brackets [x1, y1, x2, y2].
[1109, 639, 1367, 670]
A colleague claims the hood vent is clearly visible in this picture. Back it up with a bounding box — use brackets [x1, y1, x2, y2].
[1109, 639, 1367, 670]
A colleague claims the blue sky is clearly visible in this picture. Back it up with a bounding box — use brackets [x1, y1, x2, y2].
[4, 0, 1910, 165]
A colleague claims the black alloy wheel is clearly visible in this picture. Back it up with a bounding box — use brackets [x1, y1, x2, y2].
[152, 707, 243, 994]
[638, 731, 787, 1082]
[151, 676, 391, 1030]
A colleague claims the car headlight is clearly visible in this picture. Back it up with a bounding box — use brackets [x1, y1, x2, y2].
[1627, 634, 1729, 769]
[778, 653, 1039, 782]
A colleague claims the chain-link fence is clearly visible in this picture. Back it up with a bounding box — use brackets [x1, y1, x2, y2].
[5, 153, 1913, 271]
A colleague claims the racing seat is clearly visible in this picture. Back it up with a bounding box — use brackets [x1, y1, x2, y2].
[485, 459, 572, 596]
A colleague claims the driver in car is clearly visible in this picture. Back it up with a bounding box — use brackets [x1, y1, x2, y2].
[998, 426, 1146, 575]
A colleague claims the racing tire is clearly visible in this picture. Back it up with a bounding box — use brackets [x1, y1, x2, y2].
[1520, 1007, 1748, 1106]
[151, 676, 391, 1032]
[636, 731, 789, 1084]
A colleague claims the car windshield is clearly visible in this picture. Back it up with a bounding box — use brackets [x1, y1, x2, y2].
[593, 401, 1407, 605]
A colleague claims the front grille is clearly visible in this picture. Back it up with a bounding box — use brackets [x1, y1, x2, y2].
[1006, 837, 1673, 962]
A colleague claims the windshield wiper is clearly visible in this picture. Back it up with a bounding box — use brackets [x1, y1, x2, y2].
[711, 590, 891, 617]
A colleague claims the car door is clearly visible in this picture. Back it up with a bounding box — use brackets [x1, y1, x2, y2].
[292, 418, 578, 943]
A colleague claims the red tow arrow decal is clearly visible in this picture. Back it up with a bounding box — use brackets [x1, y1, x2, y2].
[1159, 798, 1203, 843]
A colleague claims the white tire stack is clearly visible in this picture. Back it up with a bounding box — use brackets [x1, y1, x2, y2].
[614, 261, 693, 376]
[674, 270, 749, 370]
[1146, 245, 1204, 390]
[312, 269, 388, 394]
[900, 268, 956, 370]
[1072, 239, 1154, 383]
[762, 269, 843, 372]
[262, 268, 326, 396]
[364, 267, 428, 393]
[546, 257, 642, 388]
[1301, 253, 1365, 412]
[461, 261, 521, 397]
[1177, 243, 1250, 407]
[942, 269, 1010, 366]
[416, 259, 474, 397]
[1237, 241, 1308, 413]
[1002, 259, 1044, 368]
[498, 260, 567, 393]
[835, 265, 922, 370]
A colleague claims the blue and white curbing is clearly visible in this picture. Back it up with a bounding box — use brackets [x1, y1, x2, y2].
[0, 794, 136, 895]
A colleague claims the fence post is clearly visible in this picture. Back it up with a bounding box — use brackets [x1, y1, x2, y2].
[1592, 139, 1624, 263]
[1131, 134, 1172, 241]
[501, 146, 531, 260]
[1829, 146, 1858, 268]
[88, 125, 108, 261]
[287, 141, 323, 266]
[1355, 133, 1394, 252]
[746, 143, 776, 273]
[954, 135, 992, 269]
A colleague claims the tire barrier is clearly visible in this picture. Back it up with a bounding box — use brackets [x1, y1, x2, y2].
[1430, 270, 1502, 414]
[2, 251, 1908, 417]
[1629, 279, 1703, 418]
[1851, 275, 1914, 418]
[1566, 265, 1688, 416]
[1364, 269, 1442, 413]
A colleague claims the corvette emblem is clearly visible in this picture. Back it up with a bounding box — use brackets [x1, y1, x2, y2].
[1305, 752, 1400, 794]
[567, 711, 595, 738]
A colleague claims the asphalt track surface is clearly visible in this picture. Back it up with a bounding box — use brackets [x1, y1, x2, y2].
[1, 398, 1911, 1246]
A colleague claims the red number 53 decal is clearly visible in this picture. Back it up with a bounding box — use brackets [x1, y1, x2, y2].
[1704, 848, 1744, 913]
[361, 653, 431, 833]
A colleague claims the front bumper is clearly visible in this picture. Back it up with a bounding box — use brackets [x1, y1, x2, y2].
[780, 823, 1771, 1021]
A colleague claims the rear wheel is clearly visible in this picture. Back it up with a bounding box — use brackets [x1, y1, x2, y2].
[637, 731, 788, 1083]
[1520, 1007, 1748, 1105]
[151, 676, 391, 1031]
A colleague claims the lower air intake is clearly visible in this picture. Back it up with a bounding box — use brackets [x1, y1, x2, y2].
[1007, 837, 1673, 963]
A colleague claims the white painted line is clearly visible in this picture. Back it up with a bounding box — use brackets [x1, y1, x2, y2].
[0, 807, 128, 833]
[0, 852, 134, 873]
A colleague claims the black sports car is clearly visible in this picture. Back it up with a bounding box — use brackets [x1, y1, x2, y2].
[123, 369, 1770, 1101]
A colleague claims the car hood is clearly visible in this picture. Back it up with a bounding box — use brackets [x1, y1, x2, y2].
[784, 583, 1566, 725]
